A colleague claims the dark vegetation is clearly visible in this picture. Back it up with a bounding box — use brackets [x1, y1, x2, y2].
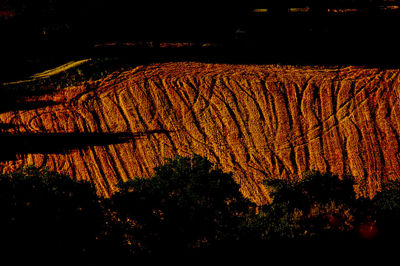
[0, 165, 104, 261]
[2, 155, 400, 260]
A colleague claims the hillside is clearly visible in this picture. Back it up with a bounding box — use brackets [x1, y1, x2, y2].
[1, 62, 400, 204]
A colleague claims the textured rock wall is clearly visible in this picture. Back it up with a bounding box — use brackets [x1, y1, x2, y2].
[1, 62, 400, 204]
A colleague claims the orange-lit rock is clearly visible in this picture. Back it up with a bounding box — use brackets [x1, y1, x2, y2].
[1, 62, 400, 204]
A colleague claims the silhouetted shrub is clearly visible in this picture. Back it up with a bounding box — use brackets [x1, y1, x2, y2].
[107, 155, 256, 255]
[371, 180, 400, 240]
[4, 158, 400, 260]
[248, 171, 369, 240]
[0, 166, 105, 260]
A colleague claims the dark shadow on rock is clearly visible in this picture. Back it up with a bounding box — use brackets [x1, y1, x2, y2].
[0, 130, 171, 161]
[1, 99, 60, 112]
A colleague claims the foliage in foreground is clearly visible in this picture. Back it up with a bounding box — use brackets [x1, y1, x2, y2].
[2, 156, 400, 258]
[106, 155, 255, 255]
[246, 171, 364, 240]
[0, 166, 104, 259]
[246, 171, 400, 241]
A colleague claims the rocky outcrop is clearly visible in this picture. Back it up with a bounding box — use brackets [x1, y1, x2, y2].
[1, 62, 400, 204]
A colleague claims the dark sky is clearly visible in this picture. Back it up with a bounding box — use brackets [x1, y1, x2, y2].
[1, 0, 399, 55]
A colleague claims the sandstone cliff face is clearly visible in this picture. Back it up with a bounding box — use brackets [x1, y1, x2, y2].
[1, 62, 400, 204]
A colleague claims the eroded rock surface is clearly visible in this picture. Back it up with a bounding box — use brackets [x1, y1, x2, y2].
[1, 62, 400, 204]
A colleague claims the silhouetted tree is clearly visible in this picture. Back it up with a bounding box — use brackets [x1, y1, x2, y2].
[248, 171, 368, 240]
[107, 155, 255, 256]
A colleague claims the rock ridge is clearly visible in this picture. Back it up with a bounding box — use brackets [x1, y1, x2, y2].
[1, 62, 399, 204]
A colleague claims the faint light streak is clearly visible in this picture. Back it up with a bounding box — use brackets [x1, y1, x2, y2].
[252, 8, 268, 13]
[379, 5, 400, 10]
[328, 8, 359, 13]
[288, 7, 310, 13]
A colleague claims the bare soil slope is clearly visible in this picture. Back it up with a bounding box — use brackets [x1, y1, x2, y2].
[1, 62, 400, 204]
